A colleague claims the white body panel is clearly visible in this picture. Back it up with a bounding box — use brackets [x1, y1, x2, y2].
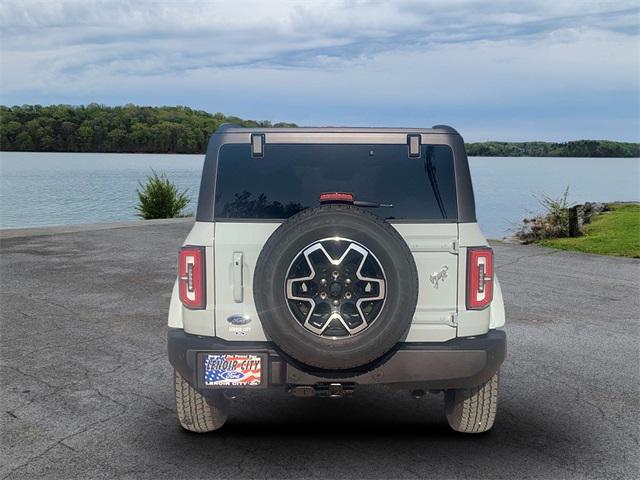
[214, 222, 280, 341]
[489, 276, 506, 329]
[211, 222, 461, 342]
[392, 223, 458, 342]
[168, 220, 505, 342]
[167, 280, 182, 329]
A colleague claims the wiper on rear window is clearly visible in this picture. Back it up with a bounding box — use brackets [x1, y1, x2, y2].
[425, 155, 447, 218]
[319, 192, 392, 208]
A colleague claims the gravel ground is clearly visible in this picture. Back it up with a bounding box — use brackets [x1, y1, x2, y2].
[1, 220, 638, 479]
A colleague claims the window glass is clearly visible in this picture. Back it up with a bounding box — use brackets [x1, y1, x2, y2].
[214, 143, 457, 220]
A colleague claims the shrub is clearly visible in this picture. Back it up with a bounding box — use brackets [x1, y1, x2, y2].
[136, 170, 190, 219]
[514, 187, 573, 243]
[533, 186, 571, 237]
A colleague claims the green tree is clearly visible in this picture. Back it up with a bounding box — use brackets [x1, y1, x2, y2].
[1, 104, 638, 157]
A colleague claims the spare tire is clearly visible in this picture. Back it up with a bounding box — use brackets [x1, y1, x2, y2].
[253, 205, 418, 370]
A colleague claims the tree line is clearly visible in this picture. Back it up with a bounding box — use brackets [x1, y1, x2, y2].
[0, 104, 296, 154]
[465, 140, 639, 158]
[1, 104, 638, 157]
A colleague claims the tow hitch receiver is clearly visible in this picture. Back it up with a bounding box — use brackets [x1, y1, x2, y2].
[289, 383, 355, 398]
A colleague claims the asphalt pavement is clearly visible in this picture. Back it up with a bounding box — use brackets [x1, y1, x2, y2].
[1, 220, 638, 479]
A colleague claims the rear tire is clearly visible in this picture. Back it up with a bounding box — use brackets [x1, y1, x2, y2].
[174, 370, 229, 433]
[445, 372, 499, 433]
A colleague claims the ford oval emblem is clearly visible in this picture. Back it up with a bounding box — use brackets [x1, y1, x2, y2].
[227, 314, 252, 326]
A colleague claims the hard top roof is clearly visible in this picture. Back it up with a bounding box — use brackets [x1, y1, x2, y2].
[214, 124, 460, 136]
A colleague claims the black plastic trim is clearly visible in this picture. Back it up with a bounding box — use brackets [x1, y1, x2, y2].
[195, 135, 222, 222]
[431, 124, 461, 135]
[168, 328, 506, 392]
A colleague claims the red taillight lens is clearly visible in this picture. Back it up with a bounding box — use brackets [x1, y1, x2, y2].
[466, 247, 493, 310]
[178, 246, 206, 309]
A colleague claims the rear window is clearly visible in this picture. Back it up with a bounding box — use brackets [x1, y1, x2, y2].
[214, 143, 457, 221]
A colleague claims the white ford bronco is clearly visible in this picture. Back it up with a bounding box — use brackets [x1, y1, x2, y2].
[168, 125, 506, 434]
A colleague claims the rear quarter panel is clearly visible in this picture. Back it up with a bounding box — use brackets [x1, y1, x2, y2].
[167, 221, 216, 335]
[457, 222, 504, 335]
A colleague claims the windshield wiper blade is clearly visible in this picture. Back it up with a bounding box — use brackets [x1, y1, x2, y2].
[353, 200, 393, 208]
[425, 156, 447, 219]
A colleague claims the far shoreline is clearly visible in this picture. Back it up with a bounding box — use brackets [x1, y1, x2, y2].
[1, 150, 638, 159]
[3, 105, 638, 158]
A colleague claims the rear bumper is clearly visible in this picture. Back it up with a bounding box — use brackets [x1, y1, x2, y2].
[168, 328, 506, 392]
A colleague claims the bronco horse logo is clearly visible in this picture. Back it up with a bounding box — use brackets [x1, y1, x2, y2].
[429, 266, 449, 289]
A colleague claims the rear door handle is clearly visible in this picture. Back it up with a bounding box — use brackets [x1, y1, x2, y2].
[233, 252, 243, 303]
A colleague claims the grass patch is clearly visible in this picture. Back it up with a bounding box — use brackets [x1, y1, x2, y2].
[539, 204, 640, 258]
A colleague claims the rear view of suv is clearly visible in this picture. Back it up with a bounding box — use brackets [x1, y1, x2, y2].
[168, 125, 506, 434]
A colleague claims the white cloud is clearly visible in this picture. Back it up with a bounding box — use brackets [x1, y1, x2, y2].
[0, 0, 638, 140]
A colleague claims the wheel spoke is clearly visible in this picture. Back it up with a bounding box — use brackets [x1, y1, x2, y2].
[285, 238, 386, 338]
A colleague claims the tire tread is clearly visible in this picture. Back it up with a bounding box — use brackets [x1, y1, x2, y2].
[174, 370, 228, 433]
[446, 372, 498, 433]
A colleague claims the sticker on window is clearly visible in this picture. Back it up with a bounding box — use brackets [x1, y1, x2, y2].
[203, 354, 262, 386]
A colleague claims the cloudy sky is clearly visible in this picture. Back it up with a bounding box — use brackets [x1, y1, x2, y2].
[1, 0, 638, 141]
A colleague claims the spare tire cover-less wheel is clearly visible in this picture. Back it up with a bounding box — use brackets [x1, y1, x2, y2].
[253, 205, 419, 370]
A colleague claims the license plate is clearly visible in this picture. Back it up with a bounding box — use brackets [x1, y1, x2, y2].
[203, 354, 262, 386]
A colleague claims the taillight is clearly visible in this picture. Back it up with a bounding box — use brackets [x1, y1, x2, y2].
[178, 246, 206, 309]
[466, 247, 493, 310]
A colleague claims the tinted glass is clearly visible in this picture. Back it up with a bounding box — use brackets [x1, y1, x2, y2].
[214, 143, 457, 220]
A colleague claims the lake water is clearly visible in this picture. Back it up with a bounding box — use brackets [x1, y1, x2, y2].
[1, 152, 638, 238]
